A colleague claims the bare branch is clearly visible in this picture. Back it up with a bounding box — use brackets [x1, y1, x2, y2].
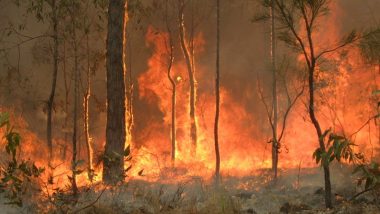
[274, 0, 311, 68]
[256, 74, 275, 133]
[316, 31, 359, 60]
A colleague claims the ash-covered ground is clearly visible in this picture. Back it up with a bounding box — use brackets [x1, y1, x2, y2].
[1, 164, 379, 213]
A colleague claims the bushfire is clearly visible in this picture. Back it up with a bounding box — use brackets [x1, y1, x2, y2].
[0, 0, 379, 212]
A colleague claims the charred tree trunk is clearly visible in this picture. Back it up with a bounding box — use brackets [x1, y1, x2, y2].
[178, 0, 197, 154]
[84, 33, 94, 181]
[214, 0, 221, 182]
[47, 0, 59, 172]
[270, 0, 279, 179]
[103, 0, 127, 184]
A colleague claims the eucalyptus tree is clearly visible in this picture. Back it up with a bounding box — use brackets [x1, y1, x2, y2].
[360, 28, 380, 70]
[360, 27, 380, 154]
[19, 0, 63, 177]
[266, 0, 358, 207]
[60, 0, 104, 184]
[163, 0, 176, 164]
[60, 0, 84, 195]
[103, 0, 128, 184]
[255, 0, 304, 180]
[270, 0, 279, 179]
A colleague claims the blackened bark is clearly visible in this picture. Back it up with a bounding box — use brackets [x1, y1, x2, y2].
[103, 0, 127, 184]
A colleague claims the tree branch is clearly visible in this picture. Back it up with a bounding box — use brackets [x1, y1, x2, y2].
[71, 188, 106, 213]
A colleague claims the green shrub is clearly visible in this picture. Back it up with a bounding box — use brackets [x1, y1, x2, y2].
[0, 112, 44, 207]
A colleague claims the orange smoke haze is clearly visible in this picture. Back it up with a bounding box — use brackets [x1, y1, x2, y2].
[0, 1, 379, 189]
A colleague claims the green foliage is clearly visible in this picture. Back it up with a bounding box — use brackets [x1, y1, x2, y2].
[313, 129, 363, 167]
[373, 90, 380, 96]
[0, 112, 44, 207]
[353, 162, 380, 191]
[344, 30, 358, 44]
[360, 28, 380, 65]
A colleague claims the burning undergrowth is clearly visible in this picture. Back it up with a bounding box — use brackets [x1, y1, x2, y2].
[0, 0, 380, 213]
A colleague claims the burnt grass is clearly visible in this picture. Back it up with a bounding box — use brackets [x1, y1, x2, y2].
[0, 163, 379, 213]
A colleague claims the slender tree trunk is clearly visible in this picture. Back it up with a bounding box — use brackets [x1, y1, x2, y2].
[378, 62, 380, 148]
[71, 22, 79, 196]
[63, 41, 69, 160]
[308, 66, 332, 208]
[273, 0, 332, 208]
[84, 34, 94, 181]
[103, 0, 127, 184]
[214, 0, 221, 182]
[126, 33, 134, 149]
[47, 0, 59, 172]
[178, 0, 197, 154]
[270, 0, 278, 179]
[166, 0, 176, 164]
[301, 8, 332, 207]
[125, 2, 133, 150]
[190, 0, 195, 85]
[168, 48, 176, 164]
[308, 62, 332, 208]
[170, 83, 176, 163]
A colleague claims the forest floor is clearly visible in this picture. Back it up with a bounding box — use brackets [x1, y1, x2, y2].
[0, 164, 379, 213]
